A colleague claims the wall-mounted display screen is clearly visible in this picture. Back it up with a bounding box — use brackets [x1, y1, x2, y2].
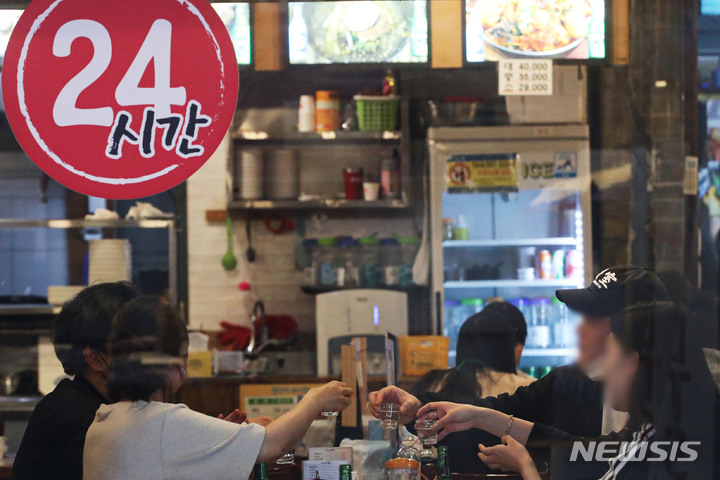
[702, 0, 720, 15]
[0, 10, 23, 64]
[288, 0, 428, 64]
[465, 0, 606, 62]
[212, 2, 252, 65]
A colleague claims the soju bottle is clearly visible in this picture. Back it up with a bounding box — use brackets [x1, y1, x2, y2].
[339, 464, 351, 480]
[437, 446, 451, 480]
[254, 463, 268, 480]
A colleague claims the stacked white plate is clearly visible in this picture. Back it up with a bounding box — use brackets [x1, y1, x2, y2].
[237, 148, 264, 200]
[265, 149, 298, 199]
[88, 239, 132, 284]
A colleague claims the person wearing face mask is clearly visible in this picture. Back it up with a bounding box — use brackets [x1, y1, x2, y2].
[415, 302, 689, 480]
[12, 282, 140, 480]
[83, 296, 354, 480]
[368, 267, 669, 471]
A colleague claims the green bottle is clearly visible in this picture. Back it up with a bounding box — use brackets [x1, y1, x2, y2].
[254, 463, 268, 480]
[437, 446, 451, 480]
[339, 464, 352, 480]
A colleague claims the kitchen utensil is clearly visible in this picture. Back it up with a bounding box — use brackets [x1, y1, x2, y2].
[2, 373, 19, 396]
[246, 220, 256, 262]
[222, 216, 238, 271]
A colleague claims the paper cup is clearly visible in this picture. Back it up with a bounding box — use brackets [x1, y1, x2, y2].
[363, 182, 380, 201]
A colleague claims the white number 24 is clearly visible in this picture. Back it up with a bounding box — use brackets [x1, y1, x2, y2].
[52, 19, 186, 127]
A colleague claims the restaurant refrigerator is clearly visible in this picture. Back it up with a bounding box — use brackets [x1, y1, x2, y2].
[428, 125, 592, 373]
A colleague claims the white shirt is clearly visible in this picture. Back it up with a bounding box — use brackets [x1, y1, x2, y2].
[83, 401, 266, 480]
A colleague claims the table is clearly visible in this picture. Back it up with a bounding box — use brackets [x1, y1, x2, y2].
[0, 458, 13, 479]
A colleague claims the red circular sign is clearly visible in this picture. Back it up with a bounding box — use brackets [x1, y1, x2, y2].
[2, 0, 238, 199]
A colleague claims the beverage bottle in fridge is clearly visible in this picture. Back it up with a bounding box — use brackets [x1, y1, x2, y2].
[528, 298, 551, 349]
[452, 215, 469, 241]
[460, 298, 484, 323]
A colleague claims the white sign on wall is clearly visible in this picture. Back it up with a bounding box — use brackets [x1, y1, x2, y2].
[499, 59, 554, 96]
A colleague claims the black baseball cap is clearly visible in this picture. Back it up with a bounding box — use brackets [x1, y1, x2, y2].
[556, 266, 670, 317]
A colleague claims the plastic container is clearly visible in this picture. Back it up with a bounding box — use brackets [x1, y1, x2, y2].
[354, 95, 399, 131]
[301, 239, 318, 287]
[336, 238, 360, 288]
[452, 215, 469, 241]
[509, 297, 532, 322]
[386, 458, 420, 480]
[359, 236, 381, 286]
[315, 237, 338, 286]
[460, 298, 484, 323]
[398, 236, 420, 286]
[316, 91, 340, 132]
[380, 238, 401, 285]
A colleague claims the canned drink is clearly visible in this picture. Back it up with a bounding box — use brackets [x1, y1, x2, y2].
[565, 250, 582, 278]
[538, 250, 552, 279]
[551, 250, 565, 279]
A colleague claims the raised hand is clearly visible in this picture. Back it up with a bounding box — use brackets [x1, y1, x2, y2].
[417, 402, 484, 441]
[368, 386, 421, 425]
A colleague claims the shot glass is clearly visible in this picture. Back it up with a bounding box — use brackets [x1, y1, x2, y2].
[380, 402, 400, 429]
[320, 411, 340, 418]
[415, 419, 438, 446]
[276, 450, 295, 465]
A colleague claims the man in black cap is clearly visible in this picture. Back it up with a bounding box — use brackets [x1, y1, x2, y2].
[369, 266, 669, 447]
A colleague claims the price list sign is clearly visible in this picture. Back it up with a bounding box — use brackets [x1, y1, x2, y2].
[3, 0, 239, 199]
[498, 59, 553, 96]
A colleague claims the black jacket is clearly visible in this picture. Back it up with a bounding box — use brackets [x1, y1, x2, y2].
[12, 376, 105, 480]
[417, 365, 604, 474]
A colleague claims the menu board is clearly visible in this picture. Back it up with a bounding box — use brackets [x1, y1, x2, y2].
[465, 0, 606, 62]
[211, 2, 252, 65]
[0, 9, 22, 64]
[289, 0, 428, 64]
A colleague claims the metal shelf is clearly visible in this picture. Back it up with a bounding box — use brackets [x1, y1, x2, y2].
[232, 130, 402, 145]
[443, 237, 580, 248]
[301, 285, 425, 295]
[444, 279, 583, 289]
[0, 218, 175, 229]
[521, 348, 577, 357]
[228, 199, 409, 211]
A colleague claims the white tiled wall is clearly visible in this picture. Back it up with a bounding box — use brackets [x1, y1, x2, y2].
[187, 134, 416, 333]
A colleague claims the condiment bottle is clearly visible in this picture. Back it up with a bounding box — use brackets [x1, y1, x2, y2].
[380, 149, 402, 199]
[316, 91, 340, 132]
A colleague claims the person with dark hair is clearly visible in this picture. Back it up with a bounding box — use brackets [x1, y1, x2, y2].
[415, 302, 687, 480]
[409, 301, 534, 473]
[412, 301, 533, 403]
[83, 296, 353, 480]
[12, 282, 140, 480]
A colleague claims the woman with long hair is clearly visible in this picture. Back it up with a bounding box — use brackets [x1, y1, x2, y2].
[83, 296, 352, 480]
[414, 302, 685, 480]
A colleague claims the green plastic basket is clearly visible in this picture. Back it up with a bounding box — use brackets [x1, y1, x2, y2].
[354, 95, 399, 132]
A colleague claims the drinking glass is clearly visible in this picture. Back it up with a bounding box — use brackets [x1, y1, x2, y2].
[415, 419, 438, 446]
[380, 402, 400, 429]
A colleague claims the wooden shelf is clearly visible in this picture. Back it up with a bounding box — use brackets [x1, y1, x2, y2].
[232, 130, 402, 145]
